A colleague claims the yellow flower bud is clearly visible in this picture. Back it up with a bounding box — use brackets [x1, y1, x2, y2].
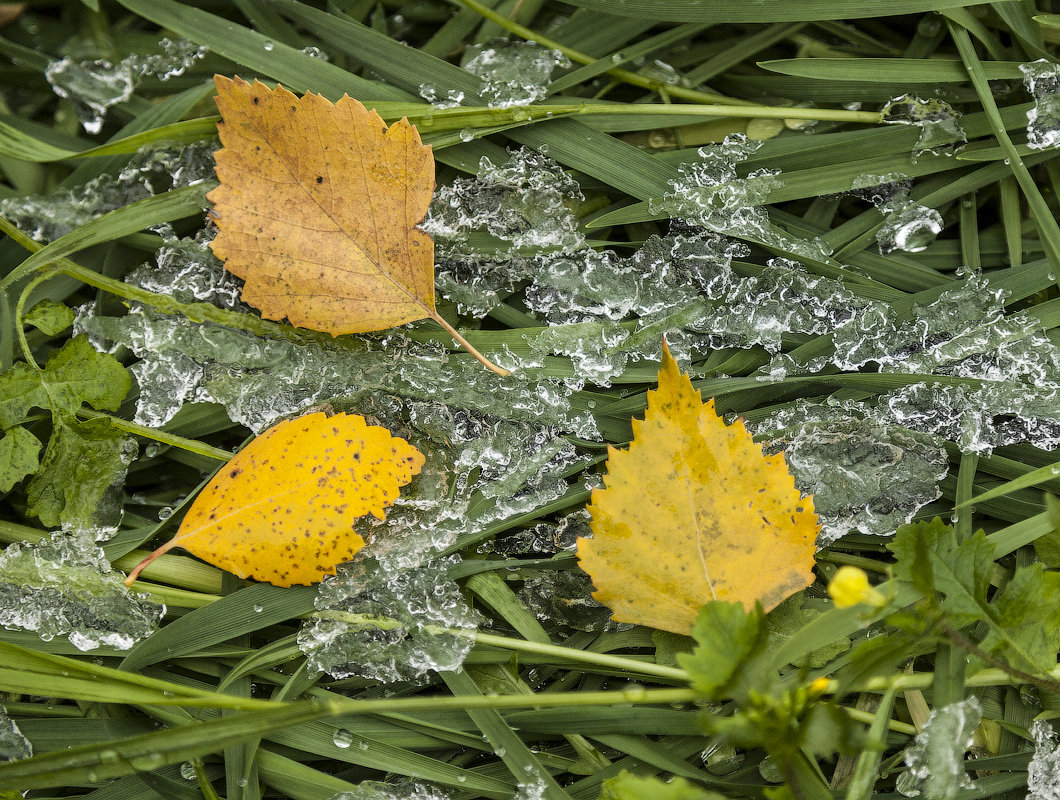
[828, 566, 886, 609]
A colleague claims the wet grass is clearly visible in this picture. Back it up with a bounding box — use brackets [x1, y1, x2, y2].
[0, 1, 1059, 798]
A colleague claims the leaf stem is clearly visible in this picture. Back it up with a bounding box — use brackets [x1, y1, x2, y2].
[13, 268, 60, 370]
[428, 309, 511, 376]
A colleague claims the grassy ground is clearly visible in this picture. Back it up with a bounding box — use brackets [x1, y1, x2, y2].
[0, 1, 1060, 798]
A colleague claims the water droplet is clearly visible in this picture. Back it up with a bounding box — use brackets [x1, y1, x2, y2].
[263, 40, 274, 51]
[332, 728, 354, 749]
[180, 761, 196, 780]
[252, 603, 263, 613]
[158, 506, 173, 520]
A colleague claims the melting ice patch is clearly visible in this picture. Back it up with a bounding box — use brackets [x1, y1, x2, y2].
[757, 402, 948, 546]
[896, 697, 979, 799]
[881, 94, 967, 157]
[0, 141, 215, 243]
[425, 147, 585, 253]
[648, 134, 832, 261]
[463, 41, 570, 107]
[298, 557, 480, 684]
[46, 38, 208, 133]
[326, 780, 450, 800]
[0, 531, 164, 650]
[0, 707, 31, 762]
[1028, 720, 1060, 800]
[850, 174, 943, 254]
[1020, 59, 1060, 150]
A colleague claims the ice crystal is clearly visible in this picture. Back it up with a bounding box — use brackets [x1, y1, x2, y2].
[463, 41, 570, 107]
[326, 780, 450, 800]
[850, 174, 944, 254]
[518, 569, 622, 632]
[298, 557, 480, 683]
[0, 708, 31, 762]
[897, 697, 980, 799]
[77, 283, 597, 435]
[46, 39, 207, 132]
[639, 59, 684, 86]
[424, 147, 585, 252]
[758, 402, 948, 546]
[827, 275, 1060, 453]
[513, 778, 549, 800]
[492, 510, 586, 556]
[881, 94, 967, 156]
[418, 84, 464, 109]
[1020, 59, 1060, 150]
[45, 57, 135, 134]
[648, 134, 831, 260]
[127, 38, 209, 81]
[0, 531, 164, 650]
[0, 141, 214, 242]
[1028, 719, 1060, 800]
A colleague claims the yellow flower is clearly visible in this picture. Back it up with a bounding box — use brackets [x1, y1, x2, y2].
[808, 677, 832, 698]
[828, 566, 886, 609]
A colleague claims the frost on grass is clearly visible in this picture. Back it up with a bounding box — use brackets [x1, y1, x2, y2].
[0, 141, 215, 242]
[425, 147, 585, 253]
[880, 94, 967, 156]
[648, 134, 832, 260]
[77, 225, 598, 435]
[1020, 59, 1060, 150]
[850, 174, 943, 254]
[896, 697, 980, 799]
[0, 708, 31, 762]
[326, 780, 450, 800]
[830, 275, 1060, 453]
[348, 393, 584, 568]
[298, 557, 480, 684]
[1028, 720, 1060, 800]
[463, 40, 570, 107]
[46, 38, 208, 132]
[0, 531, 163, 651]
[757, 402, 948, 546]
[429, 147, 872, 385]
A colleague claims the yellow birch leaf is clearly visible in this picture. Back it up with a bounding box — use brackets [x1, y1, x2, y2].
[208, 75, 434, 334]
[578, 343, 818, 635]
[125, 412, 424, 587]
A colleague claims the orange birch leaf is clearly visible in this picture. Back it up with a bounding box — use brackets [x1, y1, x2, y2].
[125, 412, 424, 588]
[578, 342, 818, 635]
[206, 75, 507, 375]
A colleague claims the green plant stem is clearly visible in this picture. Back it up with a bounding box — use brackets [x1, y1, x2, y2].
[845, 685, 899, 800]
[76, 407, 232, 462]
[14, 268, 63, 369]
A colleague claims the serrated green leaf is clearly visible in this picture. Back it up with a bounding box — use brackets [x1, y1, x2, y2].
[0, 426, 40, 493]
[26, 417, 137, 530]
[0, 362, 48, 430]
[23, 299, 74, 336]
[889, 519, 995, 628]
[0, 337, 130, 428]
[678, 601, 766, 698]
[598, 771, 725, 800]
[1036, 495, 1060, 567]
[977, 563, 1060, 674]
